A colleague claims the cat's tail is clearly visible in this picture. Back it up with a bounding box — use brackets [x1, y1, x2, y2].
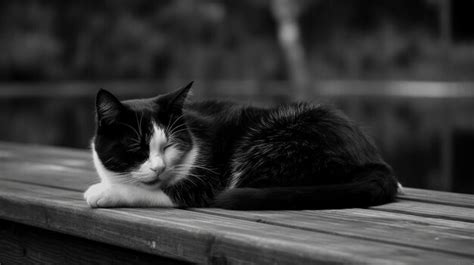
[212, 173, 399, 210]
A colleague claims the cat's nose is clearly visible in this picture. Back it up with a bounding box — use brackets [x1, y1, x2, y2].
[150, 166, 164, 175]
[149, 157, 165, 174]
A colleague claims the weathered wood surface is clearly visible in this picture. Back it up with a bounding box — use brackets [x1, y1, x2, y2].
[0, 219, 189, 265]
[0, 142, 474, 264]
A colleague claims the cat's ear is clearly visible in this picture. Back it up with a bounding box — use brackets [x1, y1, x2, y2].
[96, 89, 123, 126]
[156, 81, 193, 112]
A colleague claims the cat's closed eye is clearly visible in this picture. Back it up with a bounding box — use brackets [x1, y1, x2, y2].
[162, 143, 173, 152]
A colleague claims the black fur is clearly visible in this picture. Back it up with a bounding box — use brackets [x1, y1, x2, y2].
[94, 82, 399, 210]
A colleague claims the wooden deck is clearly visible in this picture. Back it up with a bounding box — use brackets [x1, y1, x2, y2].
[0, 142, 473, 264]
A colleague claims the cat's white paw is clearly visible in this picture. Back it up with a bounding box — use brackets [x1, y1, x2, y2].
[397, 182, 405, 195]
[84, 183, 121, 208]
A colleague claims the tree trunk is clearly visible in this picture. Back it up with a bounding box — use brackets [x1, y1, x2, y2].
[271, 0, 310, 100]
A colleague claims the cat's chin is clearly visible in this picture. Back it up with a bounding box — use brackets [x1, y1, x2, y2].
[135, 171, 174, 188]
[140, 178, 161, 186]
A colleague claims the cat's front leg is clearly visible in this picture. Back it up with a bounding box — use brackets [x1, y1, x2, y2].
[84, 183, 175, 208]
[84, 183, 123, 208]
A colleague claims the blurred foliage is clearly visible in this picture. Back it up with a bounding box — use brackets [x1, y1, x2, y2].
[1, 0, 474, 81]
[0, 0, 281, 81]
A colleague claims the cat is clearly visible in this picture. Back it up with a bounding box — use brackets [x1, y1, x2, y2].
[84, 81, 402, 210]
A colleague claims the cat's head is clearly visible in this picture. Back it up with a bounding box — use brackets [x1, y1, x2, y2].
[92, 82, 197, 189]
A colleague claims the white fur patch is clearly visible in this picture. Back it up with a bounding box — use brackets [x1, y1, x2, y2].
[84, 182, 174, 208]
[86, 120, 201, 208]
[133, 123, 168, 183]
[227, 171, 242, 189]
[397, 182, 405, 195]
[168, 144, 199, 185]
[87, 142, 174, 207]
[150, 123, 167, 155]
[91, 145, 116, 185]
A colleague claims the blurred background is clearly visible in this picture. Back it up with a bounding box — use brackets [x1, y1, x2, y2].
[1, 0, 473, 194]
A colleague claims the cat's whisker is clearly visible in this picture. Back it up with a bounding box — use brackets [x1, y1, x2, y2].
[165, 113, 177, 134]
[169, 118, 185, 130]
[168, 130, 190, 140]
[167, 123, 187, 137]
[169, 124, 188, 133]
[111, 174, 139, 185]
[134, 111, 144, 139]
[117, 178, 135, 184]
[171, 172, 202, 179]
[104, 157, 115, 164]
[169, 170, 207, 187]
[114, 173, 133, 179]
[175, 167, 216, 176]
[168, 168, 197, 177]
[138, 111, 144, 136]
[168, 114, 184, 132]
[168, 126, 196, 140]
[134, 112, 140, 135]
[169, 127, 188, 137]
[172, 164, 218, 174]
[128, 145, 141, 151]
[184, 178, 200, 188]
[175, 174, 202, 188]
[167, 115, 186, 136]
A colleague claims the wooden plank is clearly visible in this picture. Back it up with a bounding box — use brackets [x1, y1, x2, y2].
[0, 159, 95, 191]
[0, 219, 188, 265]
[373, 200, 474, 223]
[0, 141, 90, 160]
[0, 141, 92, 169]
[195, 208, 474, 257]
[400, 187, 474, 208]
[1, 180, 472, 264]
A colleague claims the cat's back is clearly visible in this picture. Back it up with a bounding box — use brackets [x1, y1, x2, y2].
[234, 102, 384, 168]
[186, 100, 244, 118]
[184, 99, 267, 129]
[244, 102, 348, 138]
[185, 100, 345, 137]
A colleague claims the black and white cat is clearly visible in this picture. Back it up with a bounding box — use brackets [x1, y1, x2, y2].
[84, 82, 402, 210]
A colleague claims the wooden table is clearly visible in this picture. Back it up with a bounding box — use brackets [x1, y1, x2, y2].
[0, 142, 473, 264]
